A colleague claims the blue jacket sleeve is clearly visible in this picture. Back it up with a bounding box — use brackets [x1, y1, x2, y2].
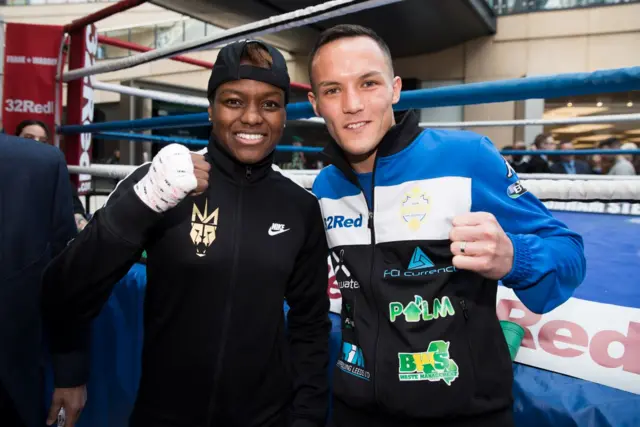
[471, 137, 586, 314]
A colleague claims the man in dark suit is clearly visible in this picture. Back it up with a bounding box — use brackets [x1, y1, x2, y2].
[550, 140, 593, 175]
[0, 135, 87, 427]
[526, 133, 553, 174]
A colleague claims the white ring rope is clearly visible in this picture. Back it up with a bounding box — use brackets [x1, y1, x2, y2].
[521, 180, 639, 202]
[419, 114, 640, 128]
[62, 0, 404, 82]
[518, 173, 640, 181]
[68, 164, 640, 201]
[93, 81, 210, 108]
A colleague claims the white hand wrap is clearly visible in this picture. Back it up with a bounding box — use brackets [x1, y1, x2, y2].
[134, 144, 198, 213]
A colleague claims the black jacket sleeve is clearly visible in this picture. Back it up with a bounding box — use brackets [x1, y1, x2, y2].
[285, 199, 331, 427]
[47, 152, 88, 387]
[42, 163, 161, 387]
[50, 153, 79, 261]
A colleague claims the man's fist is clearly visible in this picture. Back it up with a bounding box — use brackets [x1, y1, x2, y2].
[449, 212, 514, 280]
[134, 144, 211, 213]
[46, 386, 86, 427]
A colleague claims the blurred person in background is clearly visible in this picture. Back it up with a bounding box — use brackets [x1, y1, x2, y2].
[508, 140, 529, 173]
[526, 133, 553, 173]
[0, 134, 87, 427]
[105, 148, 121, 165]
[600, 138, 636, 175]
[598, 137, 618, 173]
[617, 142, 638, 175]
[613, 142, 637, 175]
[550, 140, 592, 174]
[589, 154, 604, 174]
[15, 120, 89, 231]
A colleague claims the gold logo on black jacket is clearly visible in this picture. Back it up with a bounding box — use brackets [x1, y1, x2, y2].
[190, 200, 219, 257]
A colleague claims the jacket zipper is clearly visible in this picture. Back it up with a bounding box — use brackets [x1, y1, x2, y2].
[459, 299, 477, 382]
[205, 165, 250, 425]
[460, 299, 469, 321]
[367, 161, 383, 407]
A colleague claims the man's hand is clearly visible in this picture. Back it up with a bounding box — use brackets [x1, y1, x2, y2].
[74, 213, 88, 232]
[47, 386, 86, 427]
[449, 212, 514, 280]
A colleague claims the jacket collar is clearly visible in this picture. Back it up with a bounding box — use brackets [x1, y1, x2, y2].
[321, 110, 422, 187]
[206, 133, 274, 183]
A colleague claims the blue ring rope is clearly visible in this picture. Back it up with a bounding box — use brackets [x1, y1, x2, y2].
[94, 132, 639, 156]
[60, 66, 640, 135]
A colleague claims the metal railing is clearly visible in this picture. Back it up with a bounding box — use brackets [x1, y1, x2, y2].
[488, 0, 640, 15]
[1, 0, 118, 5]
[98, 18, 222, 60]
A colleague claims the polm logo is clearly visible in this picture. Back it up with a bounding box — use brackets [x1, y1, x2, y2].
[337, 342, 370, 381]
[190, 200, 219, 257]
[389, 295, 456, 323]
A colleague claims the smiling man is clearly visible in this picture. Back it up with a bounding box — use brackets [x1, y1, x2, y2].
[307, 24, 586, 427]
[42, 40, 330, 427]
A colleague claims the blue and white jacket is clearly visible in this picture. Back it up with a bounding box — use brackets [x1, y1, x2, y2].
[312, 111, 586, 423]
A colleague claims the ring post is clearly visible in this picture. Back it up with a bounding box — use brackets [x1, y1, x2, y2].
[66, 24, 98, 195]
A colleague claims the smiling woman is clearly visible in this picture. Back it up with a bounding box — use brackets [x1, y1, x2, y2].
[43, 38, 331, 427]
[207, 41, 287, 164]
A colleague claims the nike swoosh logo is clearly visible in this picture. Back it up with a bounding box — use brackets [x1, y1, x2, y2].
[268, 228, 290, 236]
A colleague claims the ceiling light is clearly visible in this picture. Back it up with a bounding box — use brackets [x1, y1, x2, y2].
[571, 133, 620, 142]
[596, 101, 603, 107]
[552, 124, 613, 134]
[543, 106, 608, 118]
[567, 102, 573, 107]
[628, 101, 634, 107]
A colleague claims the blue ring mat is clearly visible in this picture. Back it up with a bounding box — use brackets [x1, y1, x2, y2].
[43, 210, 640, 427]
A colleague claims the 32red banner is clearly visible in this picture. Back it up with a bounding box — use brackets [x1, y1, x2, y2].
[2, 23, 63, 139]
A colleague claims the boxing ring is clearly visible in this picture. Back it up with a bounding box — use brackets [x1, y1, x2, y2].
[42, 211, 640, 427]
[10, 0, 635, 425]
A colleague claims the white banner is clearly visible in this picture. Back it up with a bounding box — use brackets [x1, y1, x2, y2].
[544, 201, 640, 216]
[496, 287, 640, 394]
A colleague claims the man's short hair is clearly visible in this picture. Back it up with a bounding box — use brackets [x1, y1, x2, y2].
[15, 119, 51, 140]
[599, 137, 620, 149]
[533, 133, 551, 149]
[307, 24, 393, 90]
